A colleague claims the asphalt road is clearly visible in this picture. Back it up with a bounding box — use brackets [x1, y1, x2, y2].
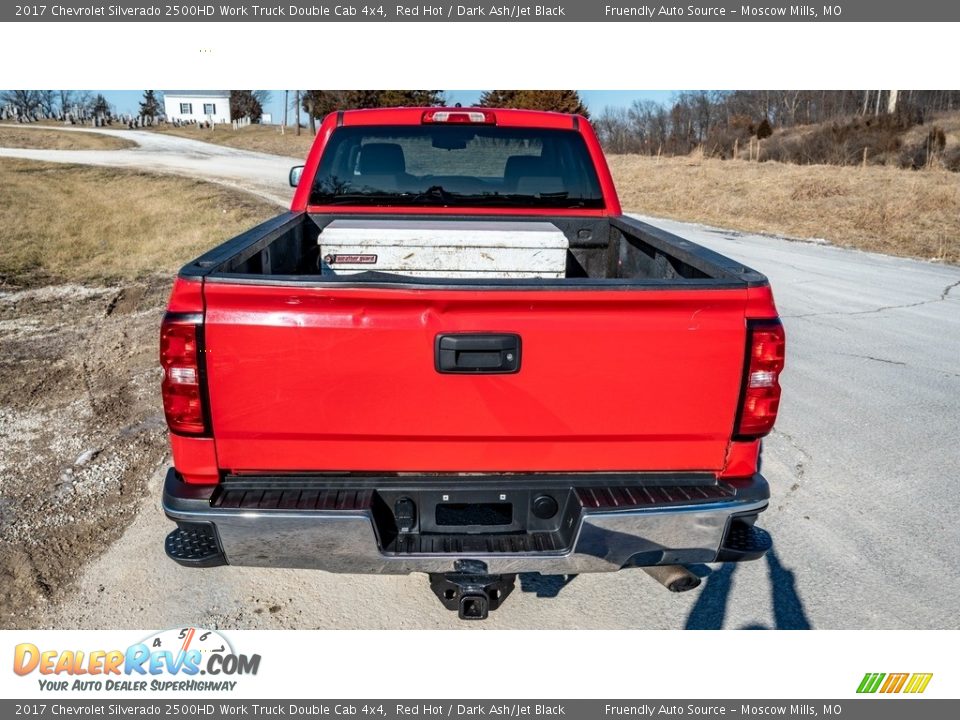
[8, 129, 958, 629]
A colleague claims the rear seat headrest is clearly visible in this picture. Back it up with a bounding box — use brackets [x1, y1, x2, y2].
[359, 143, 406, 174]
[504, 155, 546, 184]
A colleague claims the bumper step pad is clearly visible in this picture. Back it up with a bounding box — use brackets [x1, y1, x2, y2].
[575, 482, 735, 509]
[717, 519, 772, 562]
[165, 523, 227, 568]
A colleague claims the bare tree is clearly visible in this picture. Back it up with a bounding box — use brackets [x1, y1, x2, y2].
[0, 90, 42, 116]
[36, 90, 57, 116]
[887, 90, 899, 114]
[252, 90, 272, 108]
[58, 90, 74, 116]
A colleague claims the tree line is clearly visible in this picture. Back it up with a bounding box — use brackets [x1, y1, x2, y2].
[292, 90, 589, 133]
[0, 90, 113, 120]
[0, 90, 273, 124]
[6, 89, 958, 168]
[592, 90, 960, 156]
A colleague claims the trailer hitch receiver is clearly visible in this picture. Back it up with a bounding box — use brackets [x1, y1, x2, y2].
[429, 560, 516, 620]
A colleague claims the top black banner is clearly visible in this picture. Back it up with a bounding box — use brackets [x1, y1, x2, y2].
[5, 1, 959, 22]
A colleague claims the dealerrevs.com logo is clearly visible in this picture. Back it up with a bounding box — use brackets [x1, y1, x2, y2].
[857, 672, 933, 694]
[13, 627, 260, 692]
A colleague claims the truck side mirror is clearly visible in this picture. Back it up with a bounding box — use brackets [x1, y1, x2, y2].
[289, 165, 304, 187]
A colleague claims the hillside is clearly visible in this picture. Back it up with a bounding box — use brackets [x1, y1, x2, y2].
[739, 111, 960, 171]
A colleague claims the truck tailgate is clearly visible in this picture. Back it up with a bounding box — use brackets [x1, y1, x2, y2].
[202, 282, 748, 473]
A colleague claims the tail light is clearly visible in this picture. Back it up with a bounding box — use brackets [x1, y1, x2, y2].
[160, 313, 208, 436]
[422, 109, 496, 124]
[735, 319, 786, 439]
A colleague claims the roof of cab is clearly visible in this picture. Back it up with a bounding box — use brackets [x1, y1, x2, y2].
[338, 106, 583, 130]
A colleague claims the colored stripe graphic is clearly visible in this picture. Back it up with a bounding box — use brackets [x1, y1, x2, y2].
[857, 672, 933, 694]
[904, 673, 934, 694]
[881, 673, 909, 693]
[857, 673, 885, 693]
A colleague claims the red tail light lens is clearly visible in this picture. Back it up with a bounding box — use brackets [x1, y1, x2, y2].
[160, 314, 208, 436]
[735, 319, 786, 439]
[422, 109, 496, 124]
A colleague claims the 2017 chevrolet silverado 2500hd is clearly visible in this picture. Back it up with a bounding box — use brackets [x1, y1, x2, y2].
[161, 107, 785, 619]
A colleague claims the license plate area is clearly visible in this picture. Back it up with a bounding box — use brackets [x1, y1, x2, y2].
[436, 502, 513, 527]
[417, 489, 527, 534]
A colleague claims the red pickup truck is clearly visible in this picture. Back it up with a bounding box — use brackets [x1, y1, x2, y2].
[161, 107, 784, 619]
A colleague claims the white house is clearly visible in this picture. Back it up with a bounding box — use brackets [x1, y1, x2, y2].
[163, 91, 231, 124]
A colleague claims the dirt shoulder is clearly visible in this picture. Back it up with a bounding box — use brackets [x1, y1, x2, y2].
[0, 126, 136, 151]
[0, 159, 278, 628]
[0, 278, 171, 628]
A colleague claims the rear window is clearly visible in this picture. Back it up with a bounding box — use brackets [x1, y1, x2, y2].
[310, 125, 604, 209]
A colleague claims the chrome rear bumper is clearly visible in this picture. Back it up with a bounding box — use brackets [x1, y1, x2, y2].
[162, 469, 770, 575]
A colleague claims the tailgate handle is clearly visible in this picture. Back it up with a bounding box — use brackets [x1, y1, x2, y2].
[435, 334, 521, 374]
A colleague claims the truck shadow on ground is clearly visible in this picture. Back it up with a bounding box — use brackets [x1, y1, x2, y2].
[518, 573, 578, 598]
[517, 544, 810, 630]
[684, 546, 812, 629]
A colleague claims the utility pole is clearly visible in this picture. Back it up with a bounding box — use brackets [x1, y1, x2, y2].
[282, 90, 288, 135]
[295, 90, 301, 136]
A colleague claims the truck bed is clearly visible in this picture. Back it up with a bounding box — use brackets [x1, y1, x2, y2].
[179, 212, 767, 288]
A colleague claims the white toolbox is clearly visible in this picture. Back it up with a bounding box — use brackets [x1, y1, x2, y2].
[318, 219, 569, 278]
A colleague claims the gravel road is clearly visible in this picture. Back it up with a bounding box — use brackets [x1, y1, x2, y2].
[0, 126, 297, 205]
[3, 130, 958, 629]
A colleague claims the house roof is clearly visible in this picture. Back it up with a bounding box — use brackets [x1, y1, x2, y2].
[163, 90, 231, 98]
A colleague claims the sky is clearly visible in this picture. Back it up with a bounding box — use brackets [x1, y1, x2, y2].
[94, 90, 676, 122]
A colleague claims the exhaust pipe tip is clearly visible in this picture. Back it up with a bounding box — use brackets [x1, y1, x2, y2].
[643, 565, 702, 593]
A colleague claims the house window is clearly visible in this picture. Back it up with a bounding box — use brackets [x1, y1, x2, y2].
[179, 103, 192, 114]
[203, 103, 216, 115]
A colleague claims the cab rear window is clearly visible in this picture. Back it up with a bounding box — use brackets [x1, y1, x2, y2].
[310, 125, 604, 209]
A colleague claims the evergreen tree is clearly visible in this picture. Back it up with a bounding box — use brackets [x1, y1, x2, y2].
[301, 90, 446, 129]
[375, 90, 446, 107]
[478, 90, 588, 117]
[91, 94, 111, 118]
[139, 90, 162, 118]
[477, 90, 521, 107]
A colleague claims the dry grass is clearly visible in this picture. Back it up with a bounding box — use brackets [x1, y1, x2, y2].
[0, 159, 279, 285]
[899, 112, 960, 150]
[609, 154, 960, 263]
[150, 123, 312, 159]
[0, 126, 136, 151]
